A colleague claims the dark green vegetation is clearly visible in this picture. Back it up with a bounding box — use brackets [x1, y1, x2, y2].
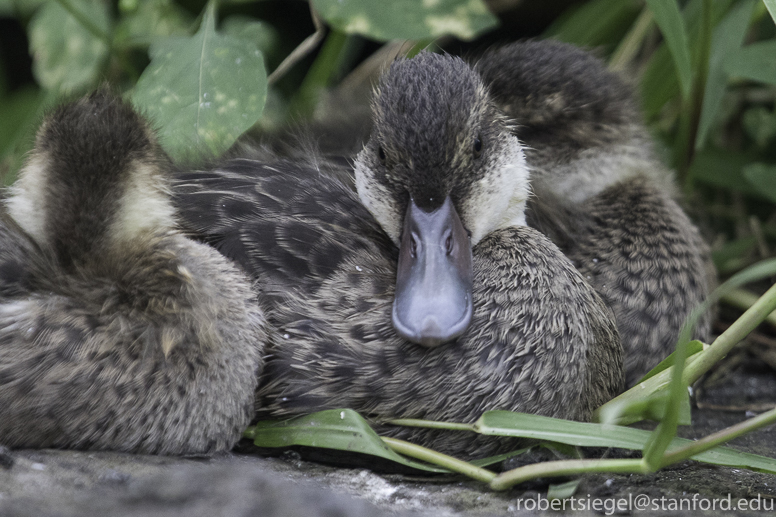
[3, 0, 776, 495]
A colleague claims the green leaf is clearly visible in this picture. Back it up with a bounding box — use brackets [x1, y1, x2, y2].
[474, 411, 776, 474]
[765, 0, 776, 24]
[543, 0, 640, 48]
[646, 0, 692, 100]
[220, 16, 280, 57]
[249, 409, 449, 473]
[131, 2, 267, 161]
[28, 0, 111, 94]
[637, 340, 705, 383]
[640, 0, 734, 121]
[695, 0, 755, 149]
[743, 162, 776, 204]
[547, 479, 580, 500]
[311, 0, 498, 42]
[114, 0, 193, 48]
[726, 39, 776, 85]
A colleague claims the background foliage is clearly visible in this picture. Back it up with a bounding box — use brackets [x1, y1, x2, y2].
[3, 0, 776, 279]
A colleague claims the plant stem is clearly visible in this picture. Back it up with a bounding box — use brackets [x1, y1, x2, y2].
[722, 288, 776, 327]
[385, 418, 475, 432]
[490, 458, 647, 491]
[661, 407, 776, 466]
[683, 281, 776, 385]
[609, 7, 654, 70]
[380, 436, 496, 483]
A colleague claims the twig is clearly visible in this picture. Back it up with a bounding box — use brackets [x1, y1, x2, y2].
[267, 6, 327, 85]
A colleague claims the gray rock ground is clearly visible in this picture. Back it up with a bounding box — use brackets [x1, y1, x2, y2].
[2, 345, 776, 516]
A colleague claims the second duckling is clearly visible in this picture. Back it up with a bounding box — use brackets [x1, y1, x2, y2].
[0, 92, 265, 455]
[477, 41, 714, 385]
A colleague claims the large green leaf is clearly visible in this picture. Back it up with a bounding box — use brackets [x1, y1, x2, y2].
[646, 0, 692, 100]
[28, 0, 111, 94]
[475, 411, 776, 474]
[695, 0, 755, 149]
[311, 0, 498, 42]
[131, 2, 267, 161]
[248, 409, 449, 474]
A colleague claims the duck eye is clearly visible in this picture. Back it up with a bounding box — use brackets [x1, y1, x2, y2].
[378, 146, 386, 164]
[473, 136, 483, 158]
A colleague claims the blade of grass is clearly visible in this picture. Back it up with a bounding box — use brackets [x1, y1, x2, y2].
[609, 6, 654, 70]
[646, 0, 692, 100]
[765, 0, 776, 24]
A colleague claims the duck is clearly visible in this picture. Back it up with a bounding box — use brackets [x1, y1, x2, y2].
[174, 51, 623, 457]
[0, 91, 266, 455]
[474, 41, 714, 385]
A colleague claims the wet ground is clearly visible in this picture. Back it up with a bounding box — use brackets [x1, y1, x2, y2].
[2, 335, 776, 516]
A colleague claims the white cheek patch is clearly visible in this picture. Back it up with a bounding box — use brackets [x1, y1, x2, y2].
[5, 153, 51, 247]
[461, 136, 530, 245]
[354, 154, 402, 244]
[110, 161, 176, 245]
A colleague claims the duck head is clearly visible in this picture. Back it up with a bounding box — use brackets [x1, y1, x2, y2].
[354, 52, 530, 347]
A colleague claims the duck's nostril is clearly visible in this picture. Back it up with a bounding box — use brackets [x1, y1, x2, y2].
[445, 234, 453, 255]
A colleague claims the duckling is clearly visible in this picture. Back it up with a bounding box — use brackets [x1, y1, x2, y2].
[0, 91, 266, 455]
[475, 41, 714, 385]
[175, 52, 623, 457]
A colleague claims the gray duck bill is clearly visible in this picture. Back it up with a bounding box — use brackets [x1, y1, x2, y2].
[391, 196, 473, 347]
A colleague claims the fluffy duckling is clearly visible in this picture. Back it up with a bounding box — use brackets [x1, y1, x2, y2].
[0, 92, 265, 455]
[175, 52, 623, 457]
[476, 41, 714, 385]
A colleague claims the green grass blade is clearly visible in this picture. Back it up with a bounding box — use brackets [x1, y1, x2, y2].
[474, 411, 776, 474]
[646, 0, 693, 100]
[764, 0, 776, 24]
[249, 409, 449, 474]
[695, 0, 755, 150]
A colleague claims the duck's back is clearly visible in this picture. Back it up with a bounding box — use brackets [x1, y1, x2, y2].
[175, 158, 396, 303]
